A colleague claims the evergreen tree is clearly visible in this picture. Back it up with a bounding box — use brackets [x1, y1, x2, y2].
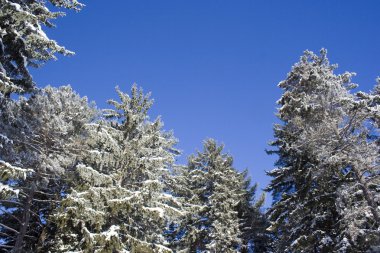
[174, 139, 266, 253]
[267, 49, 380, 252]
[333, 80, 380, 252]
[237, 170, 270, 253]
[266, 49, 353, 252]
[0, 86, 96, 252]
[0, 0, 83, 95]
[50, 85, 182, 253]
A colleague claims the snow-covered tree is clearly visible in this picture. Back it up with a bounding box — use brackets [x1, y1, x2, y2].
[266, 49, 353, 252]
[236, 170, 271, 253]
[267, 49, 380, 252]
[0, 86, 96, 252]
[285, 56, 380, 252]
[0, 0, 83, 95]
[332, 80, 380, 252]
[50, 84, 182, 253]
[173, 139, 250, 252]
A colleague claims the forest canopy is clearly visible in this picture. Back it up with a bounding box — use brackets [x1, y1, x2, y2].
[0, 1, 379, 252]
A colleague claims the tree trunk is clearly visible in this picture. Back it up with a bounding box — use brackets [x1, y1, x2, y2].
[353, 167, 380, 225]
[13, 182, 36, 253]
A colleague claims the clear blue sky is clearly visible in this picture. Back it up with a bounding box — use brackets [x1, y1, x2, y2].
[33, 0, 380, 206]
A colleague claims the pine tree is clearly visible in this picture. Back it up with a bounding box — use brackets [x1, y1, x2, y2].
[50, 85, 182, 253]
[0, 86, 96, 252]
[332, 79, 380, 252]
[266, 49, 359, 252]
[236, 170, 271, 253]
[0, 0, 83, 95]
[267, 49, 380, 252]
[175, 139, 257, 253]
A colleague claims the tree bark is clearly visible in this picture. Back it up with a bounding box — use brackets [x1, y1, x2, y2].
[353, 166, 380, 225]
[13, 182, 36, 253]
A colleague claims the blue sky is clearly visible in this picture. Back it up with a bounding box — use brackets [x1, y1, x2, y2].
[33, 0, 380, 206]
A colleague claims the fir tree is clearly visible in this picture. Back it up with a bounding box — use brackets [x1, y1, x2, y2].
[236, 170, 270, 253]
[174, 139, 266, 253]
[0, 86, 96, 252]
[50, 85, 182, 253]
[333, 79, 380, 252]
[266, 49, 353, 252]
[267, 49, 380, 252]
